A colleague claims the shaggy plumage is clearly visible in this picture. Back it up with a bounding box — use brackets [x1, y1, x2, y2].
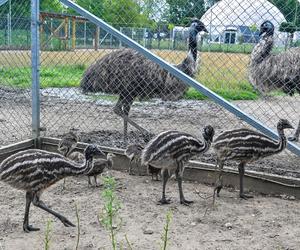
[141, 126, 214, 205]
[0, 145, 105, 232]
[248, 20, 300, 141]
[213, 119, 293, 199]
[58, 132, 113, 187]
[81, 19, 207, 140]
[125, 143, 161, 180]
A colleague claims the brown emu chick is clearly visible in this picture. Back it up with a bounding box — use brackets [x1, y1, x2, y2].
[213, 119, 293, 199]
[87, 153, 115, 187]
[125, 143, 161, 180]
[0, 145, 105, 232]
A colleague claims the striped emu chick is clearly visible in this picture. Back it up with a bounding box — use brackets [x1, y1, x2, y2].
[0, 145, 105, 232]
[125, 143, 161, 180]
[141, 126, 214, 205]
[65, 151, 114, 187]
[87, 153, 115, 187]
[213, 119, 293, 199]
[57, 131, 80, 188]
[57, 131, 79, 157]
[125, 144, 144, 175]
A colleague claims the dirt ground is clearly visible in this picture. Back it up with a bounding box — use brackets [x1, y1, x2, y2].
[1, 86, 300, 249]
[0, 86, 300, 179]
[0, 170, 300, 250]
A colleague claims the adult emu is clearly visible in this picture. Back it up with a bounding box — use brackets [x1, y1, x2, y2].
[248, 20, 300, 141]
[81, 19, 207, 141]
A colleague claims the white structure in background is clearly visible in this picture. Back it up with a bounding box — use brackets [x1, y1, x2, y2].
[201, 0, 287, 46]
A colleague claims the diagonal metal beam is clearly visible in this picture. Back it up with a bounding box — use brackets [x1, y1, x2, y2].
[59, 0, 300, 157]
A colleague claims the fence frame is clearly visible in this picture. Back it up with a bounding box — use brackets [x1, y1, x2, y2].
[31, 0, 41, 147]
[57, 0, 300, 156]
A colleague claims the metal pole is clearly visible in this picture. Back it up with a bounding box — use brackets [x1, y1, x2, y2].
[8, 0, 11, 46]
[59, 0, 300, 156]
[31, 0, 41, 148]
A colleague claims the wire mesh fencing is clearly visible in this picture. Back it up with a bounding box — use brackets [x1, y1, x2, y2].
[0, 0, 300, 177]
[0, 0, 32, 146]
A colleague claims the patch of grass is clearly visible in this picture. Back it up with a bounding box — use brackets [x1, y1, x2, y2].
[0, 64, 86, 89]
[0, 50, 285, 101]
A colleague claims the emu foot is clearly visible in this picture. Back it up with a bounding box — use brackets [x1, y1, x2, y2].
[60, 216, 76, 227]
[158, 197, 171, 205]
[180, 199, 194, 206]
[288, 136, 299, 142]
[23, 224, 40, 233]
[213, 185, 223, 198]
[239, 193, 254, 200]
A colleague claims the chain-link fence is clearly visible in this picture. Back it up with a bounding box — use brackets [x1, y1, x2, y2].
[0, 0, 300, 177]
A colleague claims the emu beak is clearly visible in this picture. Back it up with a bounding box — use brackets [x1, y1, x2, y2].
[203, 27, 208, 33]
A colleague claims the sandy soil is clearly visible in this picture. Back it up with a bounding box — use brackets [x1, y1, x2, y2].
[0, 170, 300, 250]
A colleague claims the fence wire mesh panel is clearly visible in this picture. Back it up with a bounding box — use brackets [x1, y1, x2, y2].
[0, 0, 32, 146]
[1, 0, 300, 176]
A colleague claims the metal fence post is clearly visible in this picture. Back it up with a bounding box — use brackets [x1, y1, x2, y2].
[31, 0, 41, 148]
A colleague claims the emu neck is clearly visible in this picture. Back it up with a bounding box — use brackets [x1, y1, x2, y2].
[274, 127, 287, 154]
[189, 29, 198, 61]
[203, 138, 212, 154]
[251, 34, 274, 65]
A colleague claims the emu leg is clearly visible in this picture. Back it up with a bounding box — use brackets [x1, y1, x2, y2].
[88, 176, 92, 187]
[113, 95, 151, 142]
[32, 193, 75, 227]
[159, 169, 171, 204]
[238, 163, 253, 199]
[23, 191, 40, 232]
[289, 119, 300, 142]
[176, 162, 193, 205]
[213, 160, 224, 198]
[94, 175, 100, 187]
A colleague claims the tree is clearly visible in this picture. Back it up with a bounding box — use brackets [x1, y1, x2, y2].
[165, 0, 206, 25]
[270, 0, 300, 26]
[75, 0, 154, 28]
[165, 0, 221, 26]
[271, 0, 300, 48]
[40, 0, 65, 13]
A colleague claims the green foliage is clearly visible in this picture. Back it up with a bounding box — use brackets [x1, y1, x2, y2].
[270, 0, 300, 29]
[161, 210, 172, 250]
[75, 0, 155, 28]
[0, 65, 86, 89]
[40, 0, 65, 13]
[44, 220, 52, 250]
[99, 177, 122, 250]
[166, 0, 206, 25]
[279, 22, 297, 33]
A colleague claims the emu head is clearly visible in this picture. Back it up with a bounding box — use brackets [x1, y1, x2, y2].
[277, 119, 294, 131]
[106, 153, 116, 168]
[202, 125, 215, 142]
[259, 21, 274, 37]
[84, 144, 105, 160]
[190, 18, 208, 34]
